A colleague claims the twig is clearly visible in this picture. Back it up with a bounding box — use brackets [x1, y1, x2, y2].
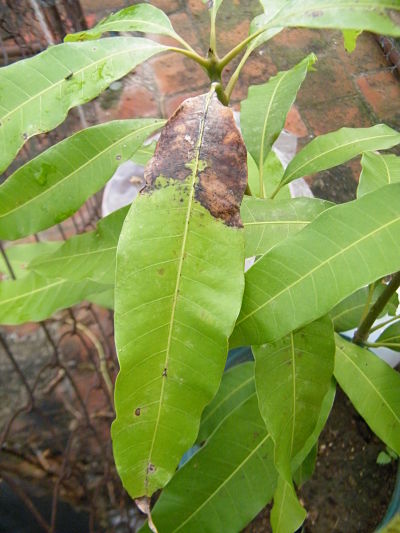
[353, 272, 400, 345]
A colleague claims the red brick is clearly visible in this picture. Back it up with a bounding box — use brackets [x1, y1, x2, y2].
[187, 0, 207, 16]
[357, 71, 400, 124]
[149, 12, 202, 51]
[217, 19, 250, 56]
[80, 0, 125, 13]
[296, 56, 356, 106]
[151, 52, 209, 95]
[284, 105, 309, 137]
[303, 97, 371, 136]
[225, 52, 277, 102]
[336, 32, 390, 75]
[118, 84, 159, 118]
[150, 0, 181, 14]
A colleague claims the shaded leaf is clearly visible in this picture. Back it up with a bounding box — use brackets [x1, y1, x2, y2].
[0, 273, 102, 325]
[0, 37, 167, 173]
[253, 316, 335, 481]
[231, 184, 400, 347]
[87, 288, 114, 309]
[334, 334, 400, 455]
[241, 54, 316, 171]
[112, 92, 248, 498]
[30, 206, 128, 285]
[358, 151, 400, 197]
[271, 477, 306, 533]
[65, 4, 181, 43]
[0, 242, 62, 279]
[139, 394, 277, 533]
[377, 321, 400, 351]
[247, 150, 289, 199]
[241, 196, 332, 257]
[0, 119, 163, 240]
[197, 361, 255, 443]
[331, 283, 399, 332]
[279, 125, 400, 189]
[255, 0, 400, 37]
[293, 443, 317, 487]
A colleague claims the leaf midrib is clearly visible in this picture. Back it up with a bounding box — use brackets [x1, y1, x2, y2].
[237, 213, 400, 326]
[145, 90, 214, 489]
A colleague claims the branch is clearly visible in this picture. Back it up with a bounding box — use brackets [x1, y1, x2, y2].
[352, 271, 400, 345]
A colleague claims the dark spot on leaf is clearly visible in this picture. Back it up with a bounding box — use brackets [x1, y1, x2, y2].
[116, 154, 121, 160]
[144, 93, 247, 227]
[65, 72, 73, 81]
[134, 407, 141, 416]
[22, 133, 28, 140]
[162, 368, 167, 377]
[157, 268, 165, 276]
[147, 463, 156, 474]
[311, 10, 323, 17]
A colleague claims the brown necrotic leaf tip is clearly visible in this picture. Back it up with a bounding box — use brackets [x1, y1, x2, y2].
[144, 92, 248, 227]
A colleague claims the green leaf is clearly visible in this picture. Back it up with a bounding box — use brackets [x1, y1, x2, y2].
[342, 30, 362, 53]
[334, 334, 400, 456]
[0, 242, 62, 279]
[0, 273, 102, 325]
[139, 394, 277, 533]
[358, 151, 400, 197]
[257, 0, 400, 37]
[241, 196, 332, 257]
[112, 92, 248, 498]
[132, 141, 157, 166]
[197, 361, 255, 443]
[241, 54, 316, 172]
[377, 450, 393, 465]
[331, 283, 399, 332]
[271, 477, 306, 533]
[231, 184, 400, 347]
[253, 316, 335, 480]
[0, 37, 167, 173]
[377, 321, 400, 351]
[279, 125, 400, 189]
[0, 119, 163, 240]
[65, 4, 181, 43]
[30, 206, 128, 285]
[87, 288, 114, 309]
[247, 150, 289, 199]
[293, 443, 317, 487]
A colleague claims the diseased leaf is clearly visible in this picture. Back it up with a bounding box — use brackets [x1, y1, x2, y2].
[138, 394, 277, 533]
[255, 0, 400, 37]
[0, 273, 102, 325]
[197, 361, 255, 443]
[112, 91, 248, 498]
[65, 4, 181, 43]
[334, 334, 400, 455]
[0, 242, 62, 279]
[279, 125, 400, 189]
[30, 206, 128, 285]
[0, 119, 163, 240]
[0, 37, 167, 173]
[231, 184, 400, 347]
[241, 54, 316, 171]
[331, 283, 399, 332]
[241, 196, 332, 257]
[358, 151, 400, 197]
[377, 321, 400, 350]
[253, 316, 335, 481]
[271, 477, 306, 533]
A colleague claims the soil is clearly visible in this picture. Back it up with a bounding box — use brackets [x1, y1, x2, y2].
[243, 387, 397, 533]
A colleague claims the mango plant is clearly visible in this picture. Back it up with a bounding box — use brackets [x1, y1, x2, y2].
[1, 1, 400, 532]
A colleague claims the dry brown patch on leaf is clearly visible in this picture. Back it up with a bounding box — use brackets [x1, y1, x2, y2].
[144, 92, 247, 226]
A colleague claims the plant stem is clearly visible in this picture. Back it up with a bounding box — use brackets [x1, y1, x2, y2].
[352, 272, 400, 345]
[219, 27, 265, 69]
[225, 44, 255, 101]
[359, 281, 376, 324]
[172, 33, 198, 55]
[365, 341, 400, 349]
[369, 314, 400, 335]
[169, 46, 209, 68]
